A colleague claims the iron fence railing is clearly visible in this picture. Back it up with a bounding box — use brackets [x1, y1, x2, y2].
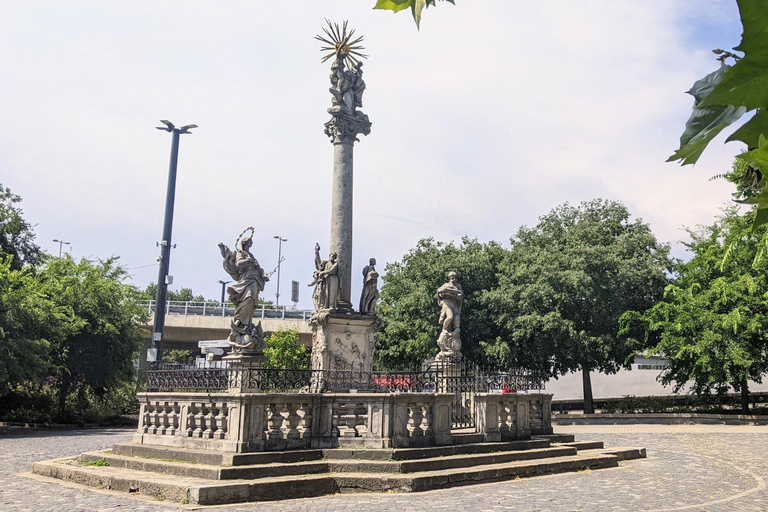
[146, 362, 545, 395]
[140, 300, 313, 321]
[146, 362, 545, 429]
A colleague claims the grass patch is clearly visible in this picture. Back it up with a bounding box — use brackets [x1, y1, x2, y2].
[83, 458, 109, 467]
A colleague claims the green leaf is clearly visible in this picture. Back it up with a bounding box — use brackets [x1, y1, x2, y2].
[727, 109, 768, 147]
[667, 66, 747, 166]
[412, 0, 427, 29]
[373, 0, 455, 28]
[753, 208, 768, 230]
[700, 0, 768, 110]
[373, 0, 412, 13]
[737, 134, 768, 172]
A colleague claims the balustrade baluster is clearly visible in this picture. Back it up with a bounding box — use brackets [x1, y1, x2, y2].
[202, 404, 214, 438]
[267, 403, 285, 440]
[192, 403, 204, 438]
[298, 403, 312, 439]
[421, 403, 434, 439]
[286, 403, 301, 440]
[408, 404, 424, 437]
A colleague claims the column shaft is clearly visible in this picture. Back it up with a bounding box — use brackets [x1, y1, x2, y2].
[330, 141, 354, 307]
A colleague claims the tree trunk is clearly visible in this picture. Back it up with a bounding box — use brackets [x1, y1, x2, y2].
[582, 365, 594, 414]
[741, 378, 750, 415]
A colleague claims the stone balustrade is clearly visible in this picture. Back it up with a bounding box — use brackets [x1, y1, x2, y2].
[134, 392, 454, 453]
[474, 393, 553, 442]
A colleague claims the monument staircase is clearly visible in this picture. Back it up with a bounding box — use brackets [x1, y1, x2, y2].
[33, 433, 645, 505]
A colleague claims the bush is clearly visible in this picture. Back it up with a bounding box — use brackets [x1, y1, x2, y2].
[264, 329, 310, 369]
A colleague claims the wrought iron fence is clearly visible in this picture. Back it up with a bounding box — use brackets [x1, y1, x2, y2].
[145, 361, 545, 429]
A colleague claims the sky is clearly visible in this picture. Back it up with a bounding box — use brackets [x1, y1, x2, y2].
[0, 1, 747, 310]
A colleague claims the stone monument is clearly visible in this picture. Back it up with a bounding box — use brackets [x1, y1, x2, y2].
[309, 21, 380, 375]
[359, 258, 379, 315]
[218, 227, 268, 364]
[434, 271, 463, 363]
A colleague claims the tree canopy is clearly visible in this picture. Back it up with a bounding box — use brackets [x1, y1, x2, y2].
[375, 237, 506, 370]
[481, 199, 672, 413]
[0, 183, 41, 270]
[635, 206, 768, 412]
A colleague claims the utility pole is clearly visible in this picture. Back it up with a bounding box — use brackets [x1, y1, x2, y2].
[273, 235, 287, 306]
[149, 120, 197, 363]
[218, 279, 231, 305]
[52, 239, 70, 257]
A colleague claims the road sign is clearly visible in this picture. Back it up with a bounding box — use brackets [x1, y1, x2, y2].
[202, 347, 224, 355]
[198, 340, 229, 348]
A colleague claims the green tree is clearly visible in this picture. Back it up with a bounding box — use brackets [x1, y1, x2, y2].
[483, 199, 672, 414]
[163, 349, 196, 365]
[0, 183, 41, 270]
[375, 237, 506, 370]
[0, 257, 71, 396]
[42, 256, 148, 419]
[636, 206, 768, 413]
[264, 329, 310, 369]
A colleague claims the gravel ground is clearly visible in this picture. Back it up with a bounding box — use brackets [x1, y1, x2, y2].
[4, 424, 768, 511]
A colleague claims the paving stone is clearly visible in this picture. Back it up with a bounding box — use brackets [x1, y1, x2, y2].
[3, 425, 768, 511]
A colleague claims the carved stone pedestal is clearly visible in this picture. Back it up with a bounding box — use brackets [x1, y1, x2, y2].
[427, 360, 462, 394]
[225, 356, 268, 393]
[309, 311, 381, 373]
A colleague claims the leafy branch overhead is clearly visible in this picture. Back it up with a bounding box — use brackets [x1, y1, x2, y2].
[668, 0, 768, 227]
[373, 0, 455, 29]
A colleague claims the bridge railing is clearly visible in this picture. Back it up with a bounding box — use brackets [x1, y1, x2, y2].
[141, 300, 313, 321]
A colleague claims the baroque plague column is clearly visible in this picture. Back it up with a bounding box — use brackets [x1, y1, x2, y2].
[309, 21, 380, 375]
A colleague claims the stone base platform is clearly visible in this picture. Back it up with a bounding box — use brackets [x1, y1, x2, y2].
[32, 435, 646, 506]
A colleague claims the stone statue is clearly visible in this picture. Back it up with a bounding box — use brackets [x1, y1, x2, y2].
[435, 271, 464, 362]
[218, 227, 269, 353]
[359, 258, 379, 315]
[308, 243, 339, 310]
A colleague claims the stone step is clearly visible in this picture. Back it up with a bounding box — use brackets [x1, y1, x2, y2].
[391, 439, 552, 460]
[328, 445, 578, 474]
[33, 456, 338, 505]
[562, 440, 605, 450]
[111, 443, 324, 466]
[535, 433, 576, 443]
[332, 453, 621, 493]
[451, 433, 485, 444]
[580, 446, 647, 461]
[79, 451, 330, 480]
[321, 439, 552, 461]
[32, 451, 624, 505]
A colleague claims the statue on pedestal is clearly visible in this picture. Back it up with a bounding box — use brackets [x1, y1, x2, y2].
[435, 271, 464, 362]
[359, 258, 379, 315]
[218, 227, 268, 355]
[309, 243, 339, 311]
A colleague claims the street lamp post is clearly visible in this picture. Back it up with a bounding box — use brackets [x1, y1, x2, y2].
[52, 239, 70, 257]
[218, 280, 231, 305]
[149, 120, 197, 363]
[273, 235, 287, 307]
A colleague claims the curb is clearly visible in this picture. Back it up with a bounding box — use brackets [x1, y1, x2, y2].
[554, 413, 768, 426]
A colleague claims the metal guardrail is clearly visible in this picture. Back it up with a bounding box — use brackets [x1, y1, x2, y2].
[140, 300, 313, 321]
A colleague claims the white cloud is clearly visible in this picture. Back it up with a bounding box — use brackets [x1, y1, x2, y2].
[0, 0, 743, 307]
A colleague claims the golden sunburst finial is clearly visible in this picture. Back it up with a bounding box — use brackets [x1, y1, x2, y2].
[315, 19, 368, 68]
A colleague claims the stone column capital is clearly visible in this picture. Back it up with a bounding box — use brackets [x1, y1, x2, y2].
[324, 109, 372, 144]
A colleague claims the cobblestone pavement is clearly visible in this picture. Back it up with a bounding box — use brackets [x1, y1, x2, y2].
[4, 425, 768, 512]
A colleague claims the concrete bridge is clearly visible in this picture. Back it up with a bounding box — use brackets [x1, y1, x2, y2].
[138, 301, 313, 354]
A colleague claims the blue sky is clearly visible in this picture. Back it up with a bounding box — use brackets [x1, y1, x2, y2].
[0, 1, 750, 308]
